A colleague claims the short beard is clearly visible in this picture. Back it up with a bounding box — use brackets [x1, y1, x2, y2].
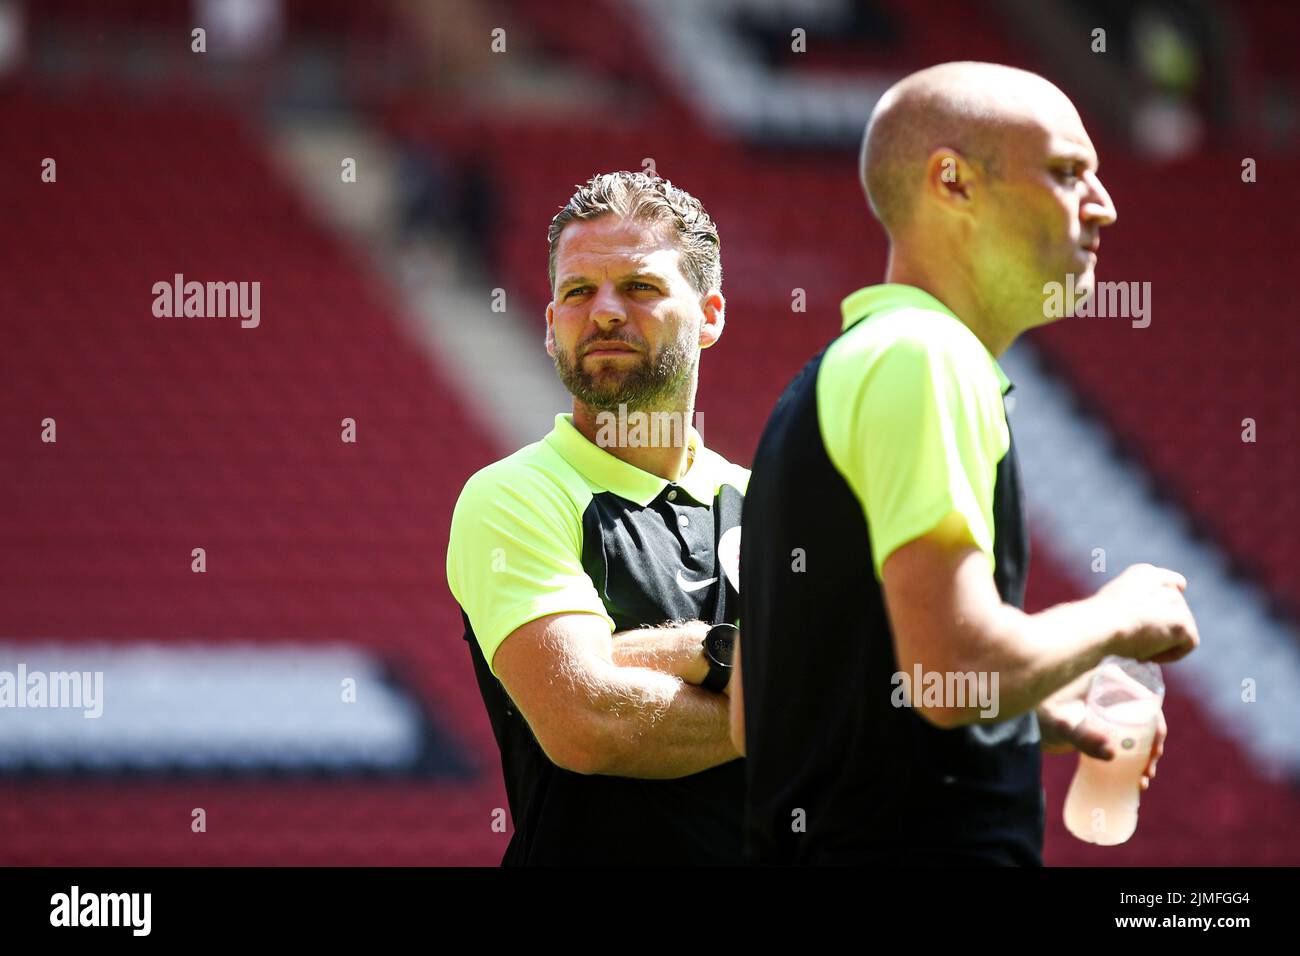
[554, 336, 695, 412]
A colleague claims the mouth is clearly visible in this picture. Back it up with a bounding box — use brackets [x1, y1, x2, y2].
[583, 344, 639, 358]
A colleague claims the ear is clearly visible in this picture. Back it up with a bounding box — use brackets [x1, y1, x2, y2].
[699, 291, 725, 349]
[925, 147, 975, 211]
[544, 302, 556, 357]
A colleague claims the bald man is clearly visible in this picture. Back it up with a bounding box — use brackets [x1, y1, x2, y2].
[735, 62, 1200, 865]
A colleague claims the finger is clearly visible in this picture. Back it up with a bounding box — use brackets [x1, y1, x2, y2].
[1144, 715, 1165, 777]
[1146, 567, 1187, 591]
[1076, 713, 1117, 760]
[1149, 726, 1164, 759]
[1076, 729, 1115, 761]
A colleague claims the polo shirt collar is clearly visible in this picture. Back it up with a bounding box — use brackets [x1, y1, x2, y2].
[544, 413, 715, 506]
[840, 283, 1013, 395]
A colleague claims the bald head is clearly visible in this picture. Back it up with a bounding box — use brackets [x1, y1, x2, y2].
[862, 62, 1083, 237]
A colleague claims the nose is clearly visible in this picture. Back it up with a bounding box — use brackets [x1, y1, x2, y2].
[588, 282, 627, 331]
[1082, 170, 1117, 227]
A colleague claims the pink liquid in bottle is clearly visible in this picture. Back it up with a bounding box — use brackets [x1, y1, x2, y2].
[1063, 658, 1164, 846]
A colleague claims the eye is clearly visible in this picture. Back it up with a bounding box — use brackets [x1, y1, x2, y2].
[630, 281, 658, 292]
[564, 286, 591, 299]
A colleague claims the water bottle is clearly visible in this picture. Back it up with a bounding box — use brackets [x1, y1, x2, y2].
[1063, 656, 1165, 846]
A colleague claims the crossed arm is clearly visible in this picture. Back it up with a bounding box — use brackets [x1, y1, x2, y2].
[492, 613, 738, 779]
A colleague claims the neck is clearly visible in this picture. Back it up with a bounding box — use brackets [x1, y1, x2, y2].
[885, 241, 1015, 357]
[571, 380, 698, 482]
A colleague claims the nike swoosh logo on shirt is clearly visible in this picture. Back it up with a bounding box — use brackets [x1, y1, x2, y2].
[676, 570, 718, 593]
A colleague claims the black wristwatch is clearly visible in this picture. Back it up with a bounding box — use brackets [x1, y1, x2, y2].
[701, 623, 738, 693]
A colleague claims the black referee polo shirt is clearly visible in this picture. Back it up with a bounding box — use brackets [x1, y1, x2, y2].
[739, 284, 1042, 865]
[447, 412, 749, 865]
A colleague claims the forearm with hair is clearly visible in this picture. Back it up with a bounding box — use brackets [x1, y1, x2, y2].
[567, 655, 737, 779]
[610, 620, 710, 683]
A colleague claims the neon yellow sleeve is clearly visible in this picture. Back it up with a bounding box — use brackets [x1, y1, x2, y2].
[446, 452, 613, 675]
[821, 315, 1009, 580]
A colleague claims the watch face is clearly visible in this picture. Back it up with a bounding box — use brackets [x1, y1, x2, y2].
[707, 626, 737, 666]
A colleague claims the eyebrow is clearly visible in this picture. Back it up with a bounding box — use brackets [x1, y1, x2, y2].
[626, 271, 671, 287]
[557, 272, 671, 292]
[556, 275, 592, 292]
[1052, 148, 1099, 169]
